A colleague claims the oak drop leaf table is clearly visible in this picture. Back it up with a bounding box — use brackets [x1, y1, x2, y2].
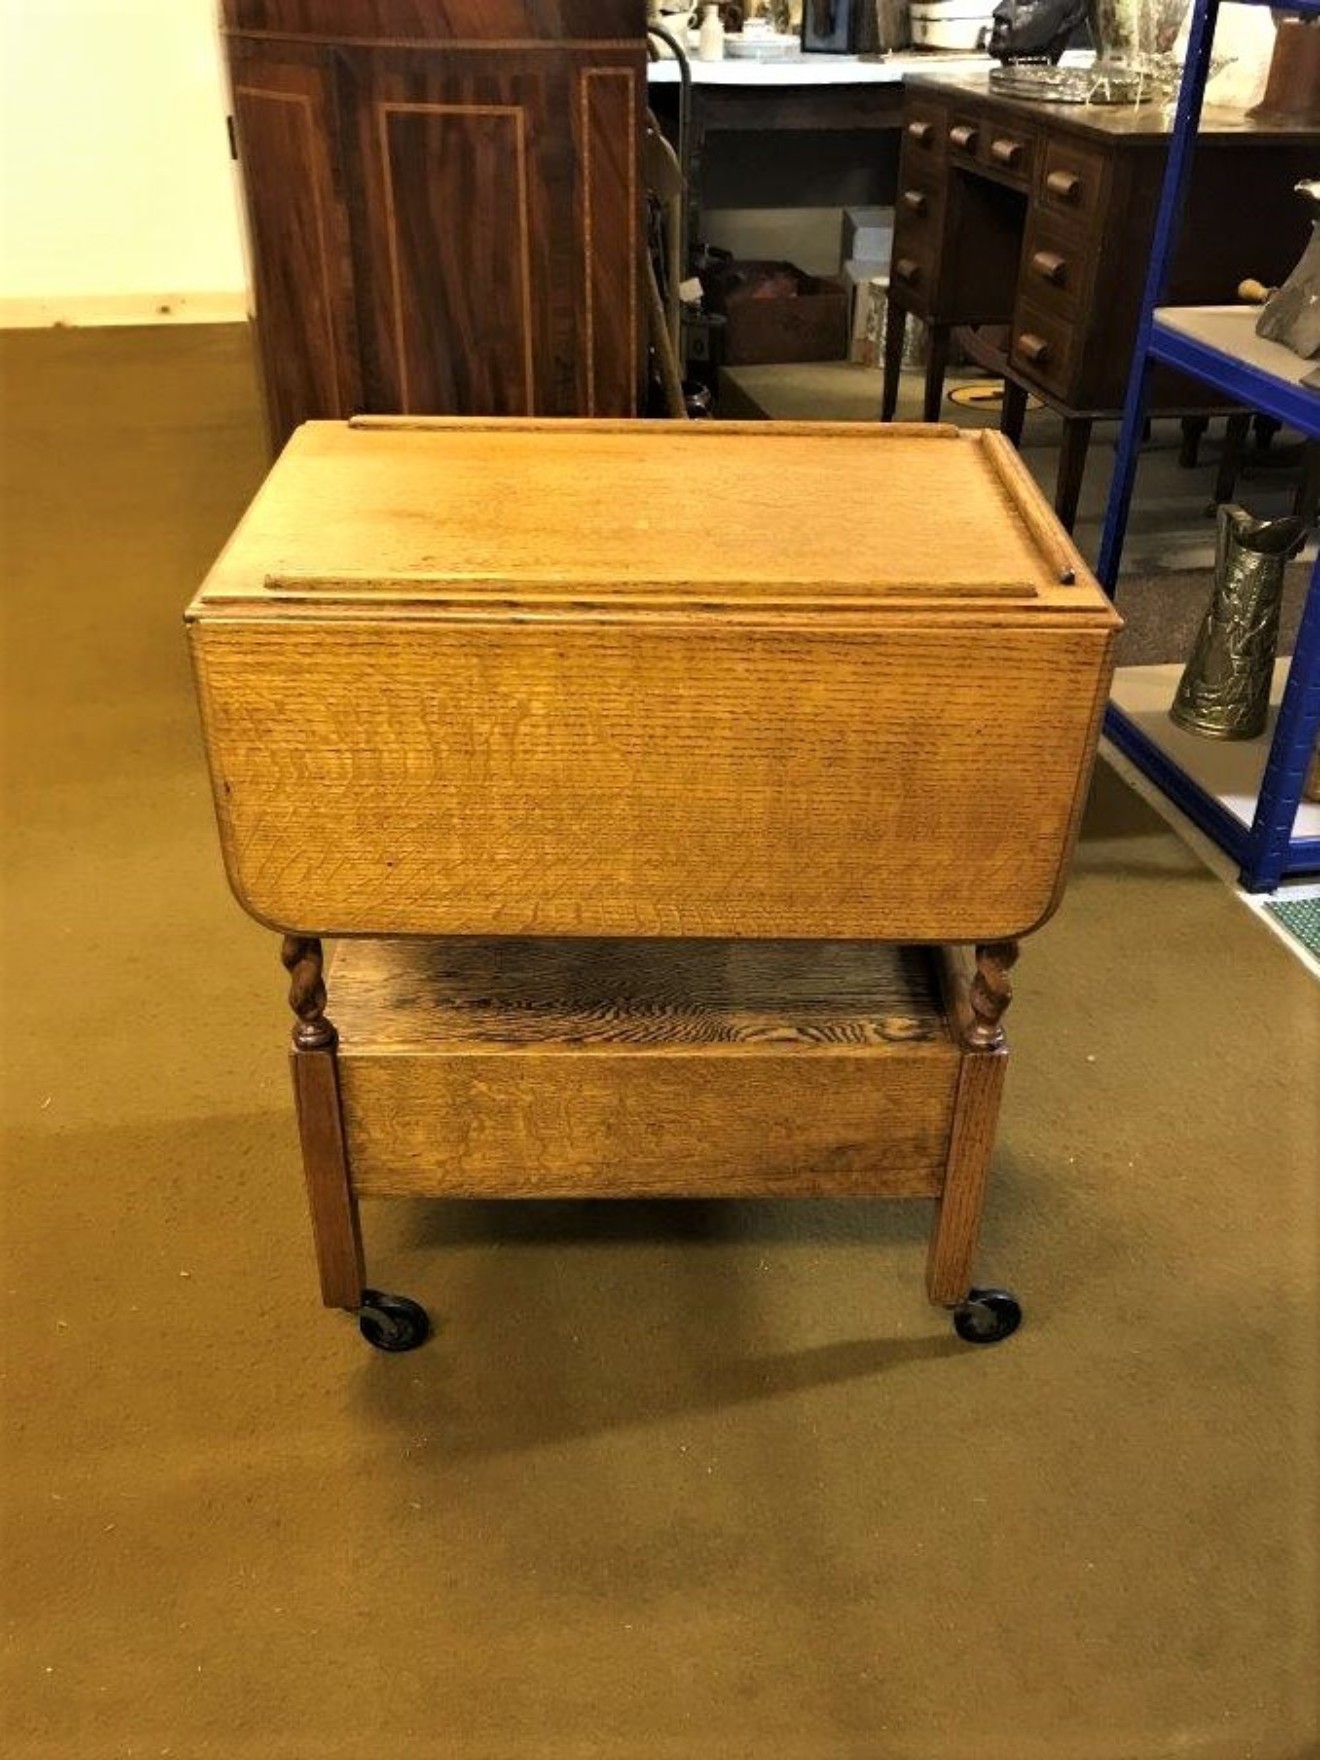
[187, 417, 1120, 1351]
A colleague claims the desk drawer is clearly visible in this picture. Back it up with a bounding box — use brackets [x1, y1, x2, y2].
[943, 113, 1036, 187]
[892, 172, 946, 299]
[1020, 216, 1091, 317]
[1039, 137, 1109, 222]
[947, 113, 983, 167]
[1010, 299, 1079, 399]
[902, 96, 948, 164]
[983, 124, 1036, 188]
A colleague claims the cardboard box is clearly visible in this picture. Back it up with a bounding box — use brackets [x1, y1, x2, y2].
[841, 205, 895, 267]
[702, 260, 850, 366]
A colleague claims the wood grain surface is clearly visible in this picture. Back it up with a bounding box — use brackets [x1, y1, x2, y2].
[223, 9, 646, 445]
[191, 615, 1112, 942]
[189, 421, 1118, 941]
[330, 937, 949, 1051]
[197, 421, 1107, 609]
[329, 938, 958, 1198]
[221, 1, 645, 43]
[289, 1044, 365, 1307]
[926, 1044, 1007, 1306]
[230, 65, 362, 445]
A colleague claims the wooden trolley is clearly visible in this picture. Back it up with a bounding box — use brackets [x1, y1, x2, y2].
[187, 418, 1120, 1350]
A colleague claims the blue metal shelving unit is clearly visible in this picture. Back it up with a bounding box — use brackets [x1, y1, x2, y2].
[1096, 0, 1320, 892]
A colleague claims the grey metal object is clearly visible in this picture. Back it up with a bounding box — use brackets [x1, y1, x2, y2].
[1256, 182, 1320, 362]
[1170, 505, 1307, 741]
[990, 0, 1193, 103]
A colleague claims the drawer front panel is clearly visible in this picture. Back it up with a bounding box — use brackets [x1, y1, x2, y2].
[340, 1045, 956, 1199]
[983, 123, 1035, 187]
[1039, 137, 1109, 222]
[1011, 299, 1080, 399]
[946, 111, 1037, 188]
[1019, 215, 1091, 318]
[902, 97, 948, 164]
[947, 113, 983, 167]
[192, 618, 1114, 943]
[891, 167, 946, 299]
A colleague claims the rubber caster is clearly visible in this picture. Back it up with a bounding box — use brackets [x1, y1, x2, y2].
[952, 1287, 1022, 1346]
[357, 1289, 430, 1353]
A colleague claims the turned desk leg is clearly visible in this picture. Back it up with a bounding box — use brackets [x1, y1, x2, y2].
[1054, 418, 1093, 534]
[1000, 379, 1028, 449]
[923, 324, 951, 423]
[282, 936, 364, 1312]
[928, 941, 1019, 1317]
[881, 297, 906, 422]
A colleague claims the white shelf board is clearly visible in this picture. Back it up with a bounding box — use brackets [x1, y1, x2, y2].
[1152, 306, 1320, 435]
[1111, 661, 1320, 837]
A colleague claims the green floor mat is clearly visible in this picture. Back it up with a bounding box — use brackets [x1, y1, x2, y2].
[1264, 896, 1320, 960]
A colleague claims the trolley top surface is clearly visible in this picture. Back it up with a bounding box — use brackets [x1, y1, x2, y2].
[190, 418, 1117, 621]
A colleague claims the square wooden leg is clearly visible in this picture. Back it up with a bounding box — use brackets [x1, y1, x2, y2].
[926, 1045, 1008, 1307]
[289, 1043, 365, 1312]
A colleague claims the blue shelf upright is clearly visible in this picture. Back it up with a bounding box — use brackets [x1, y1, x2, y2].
[1096, 0, 1320, 893]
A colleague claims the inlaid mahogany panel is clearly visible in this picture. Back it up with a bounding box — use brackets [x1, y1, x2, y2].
[375, 101, 536, 414]
[221, 1, 642, 40]
[222, 2, 645, 446]
[580, 68, 638, 416]
[231, 61, 361, 444]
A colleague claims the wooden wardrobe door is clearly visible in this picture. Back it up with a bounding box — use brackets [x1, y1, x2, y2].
[344, 44, 643, 418]
[229, 53, 362, 446]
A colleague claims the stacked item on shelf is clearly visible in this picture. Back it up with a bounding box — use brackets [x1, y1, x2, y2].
[836, 204, 928, 371]
[840, 205, 893, 363]
[909, 0, 996, 49]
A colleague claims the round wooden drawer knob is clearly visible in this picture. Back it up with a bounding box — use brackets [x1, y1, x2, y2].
[907, 120, 934, 145]
[991, 137, 1024, 168]
[1046, 169, 1082, 202]
[1031, 251, 1067, 286]
[1017, 333, 1050, 365]
[949, 124, 978, 152]
[901, 189, 929, 215]
[894, 257, 922, 286]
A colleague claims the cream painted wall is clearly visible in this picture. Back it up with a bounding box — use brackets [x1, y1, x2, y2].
[0, 0, 248, 323]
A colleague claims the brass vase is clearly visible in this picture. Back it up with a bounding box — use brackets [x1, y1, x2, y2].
[1169, 505, 1306, 740]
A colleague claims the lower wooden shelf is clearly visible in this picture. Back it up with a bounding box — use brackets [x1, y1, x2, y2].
[290, 933, 1016, 1333]
[331, 937, 964, 1201]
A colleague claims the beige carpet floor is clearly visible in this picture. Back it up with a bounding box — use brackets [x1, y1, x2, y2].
[2, 327, 1318, 1760]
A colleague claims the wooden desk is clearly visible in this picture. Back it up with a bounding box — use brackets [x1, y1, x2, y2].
[187, 417, 1119, 1353]
[646, 51, 994, 265]
[881, 76, 1317, 529]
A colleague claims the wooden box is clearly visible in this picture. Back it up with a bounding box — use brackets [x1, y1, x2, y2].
[702, 263, 851, 365]
[187, 417, 1120, 1351]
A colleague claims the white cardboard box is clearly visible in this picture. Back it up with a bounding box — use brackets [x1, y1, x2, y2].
[841, 206, 894, 267]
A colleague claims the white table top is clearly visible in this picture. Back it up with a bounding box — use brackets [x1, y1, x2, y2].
[645, 47, 1099, 86]
[646, 50, 992, 85]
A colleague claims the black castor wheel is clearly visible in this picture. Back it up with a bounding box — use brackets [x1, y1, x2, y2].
[952, 1287, 1022, 1346]
[357, 1289, 430, 1353]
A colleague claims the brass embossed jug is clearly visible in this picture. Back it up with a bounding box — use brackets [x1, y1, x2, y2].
[1170, 505, 1306, 740]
